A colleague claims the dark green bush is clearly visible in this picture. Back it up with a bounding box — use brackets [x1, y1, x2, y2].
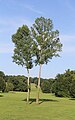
[41, 79, 54, 93]
[52, 79, 71, 97]
[70, 81, 75, 98]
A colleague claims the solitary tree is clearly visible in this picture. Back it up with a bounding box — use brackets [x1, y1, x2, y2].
[12, 25, 33, 103]
[31, 17, 62, 104]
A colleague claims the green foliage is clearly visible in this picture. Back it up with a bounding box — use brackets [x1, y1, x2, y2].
[12, 25, 33, 70]
[41, 80, 51, 93]
[0, 77, 6, 92]
[52, 70, 74, 97]
[12, 25, 34, 102]
[70, 80, 75, 98]
[31, 16, 62, 103]
[12, 17, 62, 103]
[31, 16, 62, 65]
[5, 82, 14, 92]
[52, 79, 70, 97]
[41, 79, 54, 93]
[40, 69, 75, 98]
[8, 76, 27, 92]
[0, 71, 5, 78]
[33, 77, 44, 86]
[31, 77, 38, 83]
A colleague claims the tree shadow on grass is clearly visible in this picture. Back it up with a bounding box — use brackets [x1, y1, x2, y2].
[69, 98, 75, 100]
[0, 95, 3, 97]
[22, 98, 58, 104]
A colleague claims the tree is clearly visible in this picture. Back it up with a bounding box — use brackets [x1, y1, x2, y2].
[5, 82, 14, 92]
[0, 71, 5, 78]
[12, 25, 33, 103]
[41, 79, 54, 93]
[52, 71, 73, 97]
[0, 77, 6, 92]
[7, 75, 28, 92]
[41, 80, 51, 93]
[70, 80, 75, 98]
[31, 17, 62, 104]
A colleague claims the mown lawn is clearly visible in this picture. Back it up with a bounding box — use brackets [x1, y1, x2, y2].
[0, 84, 75, 120]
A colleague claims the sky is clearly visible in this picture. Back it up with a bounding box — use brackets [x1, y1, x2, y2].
[0, 0, 75, 78]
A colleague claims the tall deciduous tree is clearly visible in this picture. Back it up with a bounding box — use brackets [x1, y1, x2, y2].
[31, 17, 62, 104]
[12, 25, 33, 103]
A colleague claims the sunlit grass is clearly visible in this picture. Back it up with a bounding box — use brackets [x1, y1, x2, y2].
[0, 84, 75, 120]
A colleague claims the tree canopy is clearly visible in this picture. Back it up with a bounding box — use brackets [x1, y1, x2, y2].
[31, 17, 62, 65]
[12, 25, 33, 70]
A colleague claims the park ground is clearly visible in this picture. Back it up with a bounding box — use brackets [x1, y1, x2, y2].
[0, 84, 75, 120]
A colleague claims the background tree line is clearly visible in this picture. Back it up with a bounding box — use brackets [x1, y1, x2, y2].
[0, 71, 28, 92]
[1, 69, 75, 98]
[41, 69, 75, 98]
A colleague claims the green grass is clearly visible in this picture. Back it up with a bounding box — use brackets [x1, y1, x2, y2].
[0, 84, 75, 120]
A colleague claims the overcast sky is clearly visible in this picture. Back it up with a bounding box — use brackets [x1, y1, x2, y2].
[0, 0, 75, 78]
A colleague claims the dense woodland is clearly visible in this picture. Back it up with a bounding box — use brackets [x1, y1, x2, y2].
[0, 69, 75, 98]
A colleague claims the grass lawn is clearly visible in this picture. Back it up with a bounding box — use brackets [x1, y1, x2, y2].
[0, 84, 75, 120]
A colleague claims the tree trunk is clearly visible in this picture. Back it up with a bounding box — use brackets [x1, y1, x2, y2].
[27, 70, 30, 103]
[36, 64, 42, 104]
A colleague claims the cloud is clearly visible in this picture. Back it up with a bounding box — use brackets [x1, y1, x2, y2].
[5, 0, 44, 15]
[24, 5, 44, 15]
